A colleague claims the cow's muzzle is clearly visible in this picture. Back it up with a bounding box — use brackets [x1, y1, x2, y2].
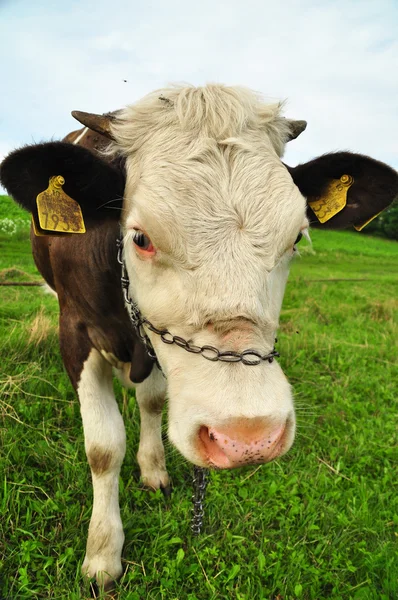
[197, 415, 294, 468]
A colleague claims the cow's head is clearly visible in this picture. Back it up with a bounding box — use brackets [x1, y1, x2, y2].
[1, 84, 397, 470]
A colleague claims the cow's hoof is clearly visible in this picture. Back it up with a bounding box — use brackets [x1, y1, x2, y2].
[160, 482, 172, 497]
[140, 467, 171, 493]
[82, 556, 123, 593]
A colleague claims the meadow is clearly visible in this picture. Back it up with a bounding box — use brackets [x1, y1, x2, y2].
[0, 194, 397, 599]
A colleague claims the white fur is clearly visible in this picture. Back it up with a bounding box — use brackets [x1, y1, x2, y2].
[78, 348, 126, 587]
[135, 367, 169, 489]
[107, 84, 308, 465]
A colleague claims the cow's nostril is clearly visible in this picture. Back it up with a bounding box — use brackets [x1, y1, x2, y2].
[198, 425, 231, 468]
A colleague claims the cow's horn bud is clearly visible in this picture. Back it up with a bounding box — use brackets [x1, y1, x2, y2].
[286, 119, 307, 142]
[71, 110, 116, 140]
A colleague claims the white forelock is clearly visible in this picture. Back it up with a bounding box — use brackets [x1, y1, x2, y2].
[110, 84, 291, 157]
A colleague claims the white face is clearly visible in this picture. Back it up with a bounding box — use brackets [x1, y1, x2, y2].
[115, 86, 308, 468]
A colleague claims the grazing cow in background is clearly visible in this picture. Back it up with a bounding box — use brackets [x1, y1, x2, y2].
[1, 84, 397, 589]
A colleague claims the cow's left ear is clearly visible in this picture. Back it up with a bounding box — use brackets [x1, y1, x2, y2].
[0, 141, 125, 224]
[287, 152, 398, 230]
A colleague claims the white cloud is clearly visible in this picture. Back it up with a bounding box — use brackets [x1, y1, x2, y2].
[0, 0, 397, 194]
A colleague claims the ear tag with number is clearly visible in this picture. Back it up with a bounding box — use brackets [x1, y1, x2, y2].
[308, 174, 354, 223]
[35, 176, 86, 234]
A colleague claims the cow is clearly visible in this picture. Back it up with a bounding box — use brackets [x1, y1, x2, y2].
[1, 84, 397, 590]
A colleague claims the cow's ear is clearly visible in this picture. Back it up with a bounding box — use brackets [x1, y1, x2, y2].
[287, 152, 398, 230]
[0, 142, 124, 222]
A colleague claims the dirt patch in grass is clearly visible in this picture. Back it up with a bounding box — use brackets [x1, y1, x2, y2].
[26, 308, 58, 346]
[0, 267, 39, 282]
[362, 298, 398, 322]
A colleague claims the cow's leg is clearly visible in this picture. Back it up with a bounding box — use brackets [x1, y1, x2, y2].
[60, 317, 125, 586]
[75, 348, 126, 588]
[135, 366, 170, 492]
[59, 313, 126, 589]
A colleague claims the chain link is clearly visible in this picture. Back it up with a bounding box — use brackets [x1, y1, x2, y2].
[191, 466, 209, 535]
[117, 237, 280, 369]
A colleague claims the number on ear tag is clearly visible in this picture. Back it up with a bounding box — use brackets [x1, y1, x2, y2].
[36, 176, 86, 234]
[308, 175, 354, 224]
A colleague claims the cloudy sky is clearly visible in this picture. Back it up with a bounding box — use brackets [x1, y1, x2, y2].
[1, 0, 397, 193]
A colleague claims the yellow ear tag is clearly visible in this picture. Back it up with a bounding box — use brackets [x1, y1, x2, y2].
[31, 215, 46, 236]
[354, 210, 383, 231]
[308, 174, 354, 223]
[36, 176, 86, 234]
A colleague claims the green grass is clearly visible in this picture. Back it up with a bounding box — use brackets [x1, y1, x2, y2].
[0, 195, 397, 599]
[0, 195, 32, 240]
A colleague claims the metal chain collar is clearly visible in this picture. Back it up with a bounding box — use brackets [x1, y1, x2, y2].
[117, 238, 162, 370]
[117, 237, 280, 535]
[117, 238, 280, 369]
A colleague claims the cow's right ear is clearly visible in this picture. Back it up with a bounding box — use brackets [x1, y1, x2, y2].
[287, 152, 398, 230]
[0, 142, 125, 221]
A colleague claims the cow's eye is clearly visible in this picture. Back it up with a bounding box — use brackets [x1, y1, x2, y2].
[294, 232, 303, 246]
[132, 229, 154, 253]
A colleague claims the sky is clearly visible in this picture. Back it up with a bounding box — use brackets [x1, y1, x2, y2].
[1, 0, 397, 193]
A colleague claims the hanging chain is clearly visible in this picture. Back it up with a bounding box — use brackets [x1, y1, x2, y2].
[191, 466, 209, 536]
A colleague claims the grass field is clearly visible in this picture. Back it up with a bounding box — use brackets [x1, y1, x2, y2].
[0, 194, 397, 599]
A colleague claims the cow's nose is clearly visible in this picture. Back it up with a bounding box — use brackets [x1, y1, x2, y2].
[197, 418, 290, 468]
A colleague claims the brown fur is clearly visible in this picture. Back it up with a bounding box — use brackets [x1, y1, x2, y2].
[28, 127, 153, 389]
[87, 446, 113, 476]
